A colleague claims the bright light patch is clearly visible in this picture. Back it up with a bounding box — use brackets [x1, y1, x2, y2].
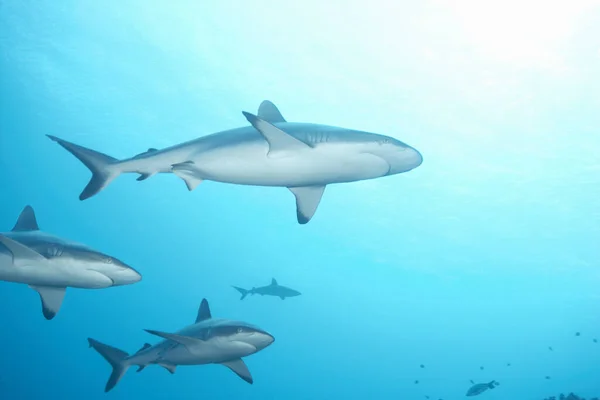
[437, 0, 600, 68]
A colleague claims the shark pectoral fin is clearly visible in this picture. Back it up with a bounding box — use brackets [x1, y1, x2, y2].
[287, 185, 326, 224]
[257, 100, 287, 123]
[158, 362, 177, 374]
[29, 285, 66, 320]
[144, 329, 205, 354]
[12, 206, 40, 231]
[0, 234, 47, 266]
[136, 173, 155, 181]
[171, 161, 203, 191]
[221, 358, 253, 384]
[242, 111, 310, 157]
[136, 365, 146, 372]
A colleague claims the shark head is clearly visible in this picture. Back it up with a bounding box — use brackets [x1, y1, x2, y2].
[361, 134, 423, 175]
[6, 206, 141, 287]
[57, 244, 142, 286]
[208, 321, 275, 352]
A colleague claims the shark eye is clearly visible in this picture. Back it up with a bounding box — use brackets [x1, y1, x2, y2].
[104, 257, 113, 264]
[237, 328, 243, 333]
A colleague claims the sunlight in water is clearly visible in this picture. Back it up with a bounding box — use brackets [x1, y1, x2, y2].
[439, 0, 600, 69]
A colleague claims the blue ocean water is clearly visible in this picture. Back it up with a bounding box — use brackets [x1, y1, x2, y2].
[1, 1, 599, 399]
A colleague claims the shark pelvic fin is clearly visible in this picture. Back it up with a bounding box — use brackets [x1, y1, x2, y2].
[0, 234, 47, 266]
[12, 206, 40, 231]
[144, 330, 206, 354]
[242, 111, 310, 157]
[257, 100, 286, 123]
[171, 161, 203, 191]
[221, 358, 253, 384]
[158, 362, 177, 374]
[195, 298, 211, 323]
[29, 285, 66, 320]
[287, 185, 326, 224]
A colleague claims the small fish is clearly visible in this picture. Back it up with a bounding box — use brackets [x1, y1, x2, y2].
[548, 346, 554, 351]
[575, 332, 581, 336]
[545, 376, 551, 380]
[593, 338, 597, 343]
[506, 362, 511, 367]
[480, 366, 484, 370]
[414, 380, 419, 384]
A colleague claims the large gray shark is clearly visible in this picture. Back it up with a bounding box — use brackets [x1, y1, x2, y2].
[0, 206, 141, 320]
[47, 101, 423, 224]
[233, 278, 301, 300]
[88, 298, 274, 392]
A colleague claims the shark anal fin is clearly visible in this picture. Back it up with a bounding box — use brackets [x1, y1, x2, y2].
[257, 100, 286, 123]
[195, 298, 212, 323]
[0, 234, 47, 266]
[171, 161, 203, 191]
[158, 362, 177, 374]
[242, 111, 310, 157]
[144, 329, 206, 354]
[136, 173, 155, 181]
[12, 206, 40, 231]
[29, 285, 66, 320]
[221, 358, 253, 384]
[287, 185, 326, 224]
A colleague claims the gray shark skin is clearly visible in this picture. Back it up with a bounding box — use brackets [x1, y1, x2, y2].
[88, 298, 274, 392]
[47, 100, 423, 224]
[233, 278, 301, 300]
[0, 206, 141, 320]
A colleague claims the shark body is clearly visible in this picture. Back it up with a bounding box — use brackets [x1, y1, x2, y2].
[88, 299, 274, 392]
[0, 206, 141, 319]
[48, 101, 423, 224]
[233, 278, 301, 300]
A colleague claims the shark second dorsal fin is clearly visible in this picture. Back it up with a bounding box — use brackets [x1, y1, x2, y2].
[135, 343, 151, 354]
[258, 100, 286, 123]
[271, 278, 278, 286]
[12, 206, 40, 231]
[195, 298, 211, 323]
[242, 112, 310, 157]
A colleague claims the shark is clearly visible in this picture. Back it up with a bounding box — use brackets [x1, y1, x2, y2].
[233, 278, 301, 300]
[47, 100, 423, 224]
[0, 206, 141, 320]
[88, 298, 275, 392]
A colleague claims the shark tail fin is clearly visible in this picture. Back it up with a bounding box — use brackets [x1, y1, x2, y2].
[87, 338, 130, 392]
[232, 286, 250, 300]
[47, 135, 121, 201]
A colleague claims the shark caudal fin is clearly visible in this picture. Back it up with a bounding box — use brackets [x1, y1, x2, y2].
[88, 338, 130, 392]
[47, 135, 121, 200]
[232, 286, 251, 300]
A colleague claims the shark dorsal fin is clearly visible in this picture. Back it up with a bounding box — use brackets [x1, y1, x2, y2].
[271, 278, 278, 286]
[195, 298, 211, 323]
[258, 100, 286, 123]
[12, 206, 40, 231]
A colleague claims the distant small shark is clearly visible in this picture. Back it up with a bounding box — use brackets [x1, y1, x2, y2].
[47, 100, 423, 224]
[88, 298, 274, 392]
[0, 206, 141, 320]
[233, 278, 301, 300]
